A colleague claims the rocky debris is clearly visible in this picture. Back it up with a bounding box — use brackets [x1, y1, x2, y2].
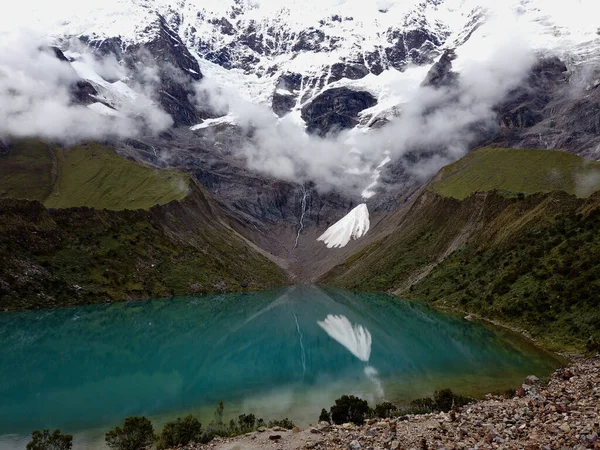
[301, 87, 377, 136]
[175, 357, 600, 450]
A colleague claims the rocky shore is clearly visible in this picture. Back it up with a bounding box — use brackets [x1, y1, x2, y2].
[177, 357, 599, 450]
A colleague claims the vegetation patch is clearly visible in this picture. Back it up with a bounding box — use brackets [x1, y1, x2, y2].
[322, 158, 600, 353]
[0, 140, 54, 202]
[0, 140, 189, 211]
[0, 196, 288, 310]
[429, 147, 600, 200]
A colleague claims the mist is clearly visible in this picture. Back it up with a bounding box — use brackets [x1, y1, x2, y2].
[0, 3, 538, 198]
[194, 5, 536, 196]
[0, 31, 173, 143]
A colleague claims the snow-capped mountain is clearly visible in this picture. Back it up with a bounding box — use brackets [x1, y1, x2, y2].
[16, 0, 599, 121]
[2, 0, 600, 256]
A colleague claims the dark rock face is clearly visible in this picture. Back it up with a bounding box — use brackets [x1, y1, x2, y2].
[384, 28, 442, 71]
[490, 56, 600, 158]
[272, 72, 303, 117]
[497, 57, 568, 129]
[50, 46, 69, 62]
[71, 80, 99, 105]
[328, 63, 370, 83]
[49, 46, 98, 105]
[301, 87, 377, 136]
[421, 49, 458, 88]
[272, 93, 297, 117]
[292, 28, 326, 52]
[137, 15, 205, 127]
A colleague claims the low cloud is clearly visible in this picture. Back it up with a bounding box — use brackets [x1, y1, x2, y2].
[194, 5, 536, 196]
[0, 32, 172, 143]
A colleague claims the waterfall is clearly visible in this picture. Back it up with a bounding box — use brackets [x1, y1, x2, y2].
[294, 184, 308, 249]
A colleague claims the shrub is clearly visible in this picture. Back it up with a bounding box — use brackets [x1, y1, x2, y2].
[433, 389, 472, 412]
[330, 395, 370, 425]
[211, 401, 225, 431]
[408, 389, 471, 414]
[318, 408, 331, 424]
[26, 429, 72, 450]
[374, 402, 397, 418]
[157, 415, 202, 450]
[237, 413, 256, 433]
[267, 418, 295, 429]
[409, 397, 435, 412]
[503, 388, 517, 398]
[433, 388, 455, 412]
[105, 417, 156, 450]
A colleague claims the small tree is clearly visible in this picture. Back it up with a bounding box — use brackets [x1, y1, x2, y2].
[433, 389, 455, 412]
[237, 413, 256, 433]
[330, 395, 370, 425]
[211, 401, 225, 431]
[374, 402, 397, 418]
[318, 408, 331, 423]
[157, 415, 202, 450]
[105, 417, 156, 450]
[27, 429, 72, 450]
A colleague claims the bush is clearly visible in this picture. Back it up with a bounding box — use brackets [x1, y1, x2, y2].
[105, 417, 156, 450]
[157, 415, 202, 450]
[330, 395, 370, 425]
[409, 397, 435, 412]
[211, 401, 225, 431]
[433, 388, 455, 412]
[237, 413, 256, 433]
[27, 429, 72, 450]
[434, 389, 471, 412]
[318, 408, 331, 423]
[407, 389, 472, 414]
[267, 418, 295, 429]
[374, 402, 397, 418]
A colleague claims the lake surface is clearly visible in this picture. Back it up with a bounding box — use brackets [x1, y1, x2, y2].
[0, 285, 562, 449]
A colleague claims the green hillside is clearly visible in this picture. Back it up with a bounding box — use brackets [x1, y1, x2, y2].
[0, 141, 189, 210]
[322, 148, 600, 353]
[0, 140, 289, 309]
[0, 140, 54, 202]
[429, 147, 600, 200]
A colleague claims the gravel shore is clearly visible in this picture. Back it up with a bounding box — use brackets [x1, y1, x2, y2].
[177, 356, 599, 450]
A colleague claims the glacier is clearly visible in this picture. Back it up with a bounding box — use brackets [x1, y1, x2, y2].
[317, 203, 370, 249]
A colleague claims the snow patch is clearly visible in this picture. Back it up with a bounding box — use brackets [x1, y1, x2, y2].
[190, 113, 238, 130]
[87, 102, 121, 117]
[317, 203, 370, 249]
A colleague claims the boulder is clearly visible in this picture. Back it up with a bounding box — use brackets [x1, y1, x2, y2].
[348, 440, 362, 450]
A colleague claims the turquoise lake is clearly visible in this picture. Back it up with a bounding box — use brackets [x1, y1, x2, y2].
[0, 285, 562, 449]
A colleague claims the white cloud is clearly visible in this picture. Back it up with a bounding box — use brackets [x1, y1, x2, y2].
[0, 32, 173, 143]
[193, 5, 535, 195]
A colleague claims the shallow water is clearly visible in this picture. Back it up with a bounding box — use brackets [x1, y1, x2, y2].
[0, 285, 562, 449]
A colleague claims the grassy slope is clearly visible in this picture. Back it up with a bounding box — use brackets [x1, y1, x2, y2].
[321, 148, 600, 353]
[430, 147, 600, 200]
[0, 141, 189, 210]
[0, 141, 288, 310]
[0, 140, 54, 201]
